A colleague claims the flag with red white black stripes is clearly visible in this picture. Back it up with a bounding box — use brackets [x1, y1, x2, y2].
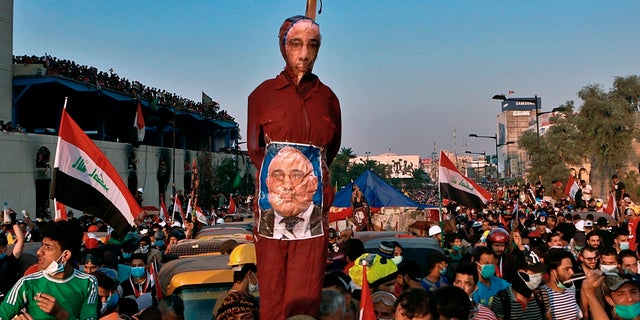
[51, 101, 141, 236]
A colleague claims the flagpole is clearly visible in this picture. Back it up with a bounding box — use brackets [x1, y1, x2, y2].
[437, 151, 444, 247]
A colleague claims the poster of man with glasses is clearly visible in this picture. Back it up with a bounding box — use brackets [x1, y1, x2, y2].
[258, 143, 323, 239]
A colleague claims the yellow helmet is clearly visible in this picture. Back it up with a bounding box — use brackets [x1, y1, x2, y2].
[227, 243, 256, 270]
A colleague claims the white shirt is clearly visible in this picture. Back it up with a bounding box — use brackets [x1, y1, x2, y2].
[273, 204, 314, 240]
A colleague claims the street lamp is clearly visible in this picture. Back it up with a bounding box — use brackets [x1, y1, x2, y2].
[465, 150, 487, 180]
[468, 134, 515, 179]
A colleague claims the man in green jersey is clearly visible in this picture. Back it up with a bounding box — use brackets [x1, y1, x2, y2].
[0, 220, 98, 320]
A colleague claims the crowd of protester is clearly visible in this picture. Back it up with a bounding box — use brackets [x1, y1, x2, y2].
[2, 173, 640, 319]
[13, 54, 236, 122]
[317, 174, 640, 319]
[0, 206, 191, 319]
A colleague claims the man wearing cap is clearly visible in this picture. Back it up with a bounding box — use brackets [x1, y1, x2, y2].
[490, 250, 548, 320]
[247, 14, 341, 319]
[135, 187, 144, 206]
[527, 216, 550, 246]
[584, 219, 595, 233]
[213, 244, 259, 318]
[583, 271, 640, 320]
[428, 225, 443, 245]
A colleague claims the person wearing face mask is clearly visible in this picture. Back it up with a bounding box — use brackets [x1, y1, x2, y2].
[134, 236, 163, 270]
[472, 247, 511, 307]
[490, 249, 549, 320]
[453, 263, 498, 320]
[616, 228, 632, 254]
[120, 253, 157, 310]
[541, 248, 580, 320]
[0, 219, 98, 319]
[618, 250, 640, 286]
[212, 244, 258, 318]
[420, 251, 448, 292]
[583, 271, 640, 320]
[602, 248, 621, 273]
[94, 270, 121, 318]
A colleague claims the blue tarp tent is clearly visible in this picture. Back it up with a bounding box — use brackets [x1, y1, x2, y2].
[332, 170, 427, 209]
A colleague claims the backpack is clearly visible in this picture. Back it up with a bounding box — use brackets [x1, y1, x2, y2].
[497, 287, 548, 320]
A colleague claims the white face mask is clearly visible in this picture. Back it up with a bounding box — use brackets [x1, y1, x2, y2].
[620, 242, 630, 250]
[248, 272, 259, 293]
[601, 264, 618, 273]
[43, 252, 66, 276]
[519, 272, 542, 290]
[392, 256, 403, 265]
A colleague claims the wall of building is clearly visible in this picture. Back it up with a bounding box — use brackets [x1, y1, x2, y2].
[0, 0, 13, 120]
[0, 132, 246, 215]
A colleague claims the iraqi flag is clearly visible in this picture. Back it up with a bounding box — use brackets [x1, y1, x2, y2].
[173, 196, 185, 224]
[565, 175, 580, 199]
[604, 192, 618, 216]
[359, 261, 376, 320]
[134, 102, 145, 142]
[438, 151, 492, 209]
[195, 206, 209, 226]
[54, 199, 67, 221]
[159, 200, 168, 222]
[51, 105, 141, 237]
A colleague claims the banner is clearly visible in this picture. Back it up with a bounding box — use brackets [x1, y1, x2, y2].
[257, 143, 323, 240]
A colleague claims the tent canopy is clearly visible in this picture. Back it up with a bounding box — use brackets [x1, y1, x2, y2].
[332, 170, 428, 209]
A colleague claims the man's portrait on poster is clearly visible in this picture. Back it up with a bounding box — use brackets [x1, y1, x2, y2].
[258, 143, 323, 240]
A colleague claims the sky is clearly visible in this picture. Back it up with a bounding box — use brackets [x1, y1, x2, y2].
[12, 1, 640, 158]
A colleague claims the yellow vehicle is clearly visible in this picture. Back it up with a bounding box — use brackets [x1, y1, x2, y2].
[159, 243, 258, 320]
[159, 254, 233, 319]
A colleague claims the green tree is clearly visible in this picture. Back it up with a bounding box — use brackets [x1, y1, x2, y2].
[329, 147, 357, 189]
[519, 101, 584, 187]
[348, 159, 391, 182]
[576, 80, 637, 195]
[210, 157, 239, 196]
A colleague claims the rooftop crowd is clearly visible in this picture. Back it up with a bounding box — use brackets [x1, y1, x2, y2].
[13, 54, 236, 123]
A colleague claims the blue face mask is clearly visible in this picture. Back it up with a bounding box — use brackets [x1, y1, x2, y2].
[478, 263, 496, 279]
[154, 240, 165, 247]
[106, 293, 119, 309]
[122, 252, 132, 260]
[440, 266, 448, 275]
[615, 301, 640, 319]
[130, 266, 146, 279]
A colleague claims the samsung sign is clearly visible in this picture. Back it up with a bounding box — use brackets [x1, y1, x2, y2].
[500, 97, 541, 112]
